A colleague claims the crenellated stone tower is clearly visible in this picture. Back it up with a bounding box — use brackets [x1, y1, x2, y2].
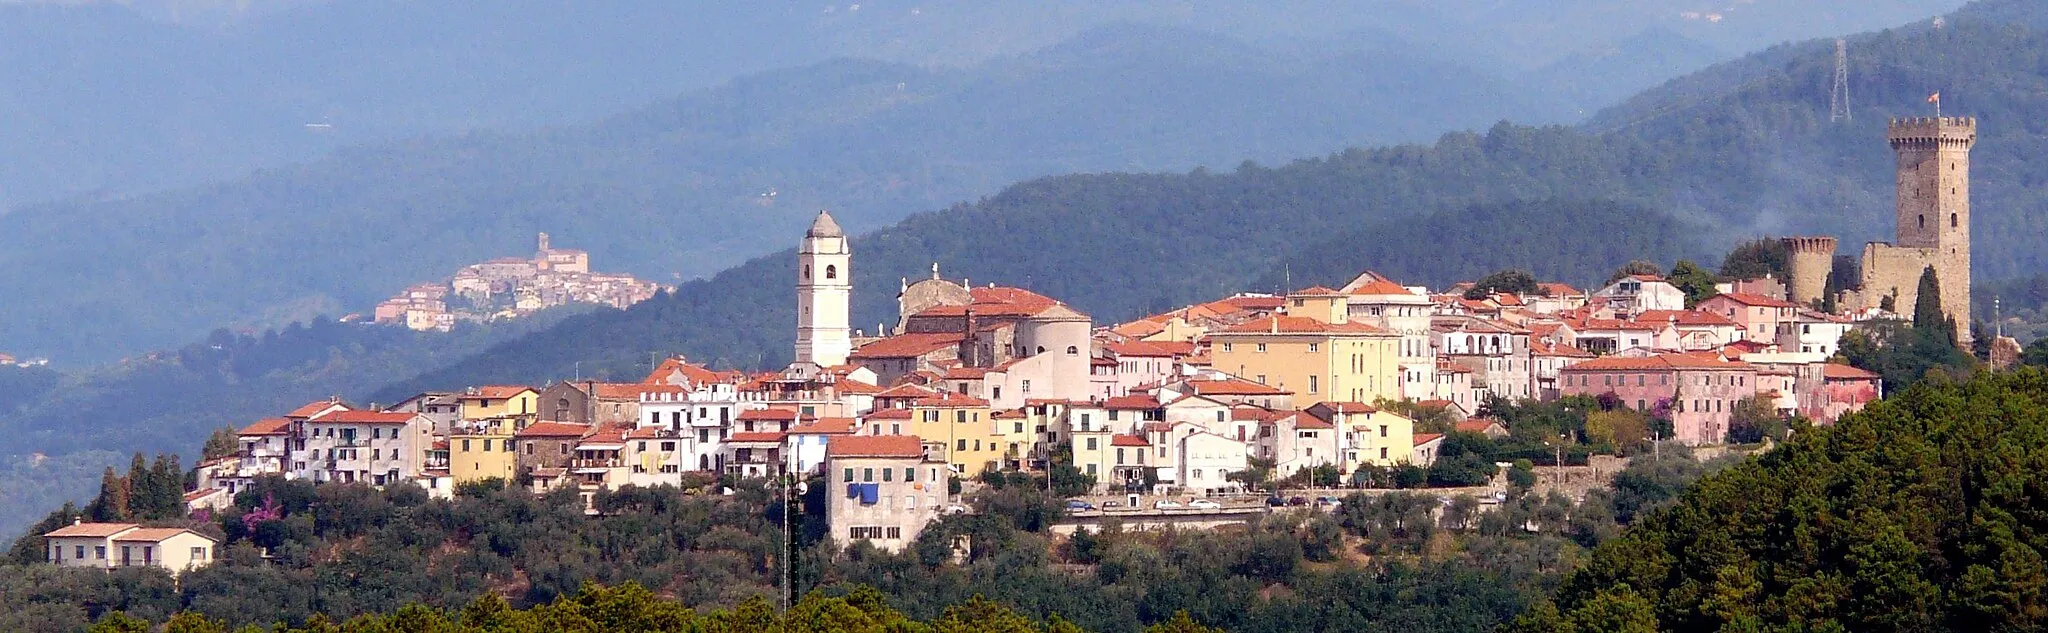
[1847, 116, 1974, 342]
[1781, 236, 1837, 307]
[795, 210, 853, 366]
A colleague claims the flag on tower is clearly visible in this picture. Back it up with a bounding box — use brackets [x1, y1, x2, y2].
[1928, 92, 1941, 103]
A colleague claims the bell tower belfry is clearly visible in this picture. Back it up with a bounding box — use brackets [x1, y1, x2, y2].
[795, 210, 852, 366]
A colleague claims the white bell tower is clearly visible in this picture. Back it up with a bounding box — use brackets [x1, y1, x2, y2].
[795, 210, 852, 366]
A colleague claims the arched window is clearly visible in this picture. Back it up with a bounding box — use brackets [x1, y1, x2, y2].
[1951, 213, 1958, 228]
[1036, 346, 1046, 355]
[803, 264, 811, 279]
[1066, 345, 1079, 355]
[825, 265, 837, 279]
[1918, 215, 1926, 229]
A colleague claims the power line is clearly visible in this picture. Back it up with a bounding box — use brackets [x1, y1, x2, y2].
[1830, 39, 1851, 123]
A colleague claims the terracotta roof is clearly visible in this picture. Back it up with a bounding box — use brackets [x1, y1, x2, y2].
[1184, 378, 1288, 396]
[624, 427, 671, 440]
[1435, 363, 1473, 374]
[1416, 399, 1454, 409]
[736, 408, 803, 421]
[827, 434, 924, 458]
[590, 383, 668, 399]
[1230, 406, 1272, 421]
[514, 422, 591, 438]
[1348, 278, 1414, 296]
[792, 417, 859, 434]
[1105, 340, 1181, 357]
[1103, 395, 1162, 410]
[1293, 414, 1334, 430]
[114, 528, 206, 543]
[643, 357, 744, 386]
[461, 386, 535, 400]
[864, 408, 913, 420]
[286, 400, 348, 418]
[1111, 319, 1170, 338]
[1455, 420, 1502, 434]
[1313, 401, 1379, 414]
[850, 333, 964, 359]
[833, 379, 883, 394]
[1705, 292, 1797, 308]
[183, 488, 224, 502]
[727, 431, 788, 444]
[1292, 286, 1343, 296]
[912, 393, 989, 408]
[1112, 434, 1151, 447]
[875, 383, 941, 399]
[1634, 310, 1738, 327]
[239, 418, 290, 436]
[1413, 433, 1445, 446]
[1221, 295, 1286, 311]
[1562, 355, 1754, 372]
[311, 410, 418, 425]
[991, 408, 1027, 419]
[1538, 283, 1581, 297]
[1822, 363, 1882, 380]
[1216, 315, 1387, 335]
[46, 522, 138, 538]
[942, 367, 995, 380]
[1626, 274, 1665, 283]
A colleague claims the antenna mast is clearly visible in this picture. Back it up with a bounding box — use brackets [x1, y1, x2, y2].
[1829, 39, 1851, 123]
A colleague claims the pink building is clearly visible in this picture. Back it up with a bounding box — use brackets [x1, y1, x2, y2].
[1559, 354, 1760, 446]
[1696, 293, 1800, 344]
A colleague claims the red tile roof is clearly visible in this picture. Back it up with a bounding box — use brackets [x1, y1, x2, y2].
[913, 393, 990, 408]
[736, 408, 804, 421]
[833, 379, 884, 394]
[1348, 278, 1414, 296]
[514, 422, 591, 438]
[941, 367, 995, 379]
[726, 431, 788, 444]
[827, 435, 924, 458]
[792, 417, 859, 435]
[1112, 434, 1151, 447]
[1563, 354, 1754, 372]
[1634, 310, 1738, 327]
[45, 522, 138, 538]
[1103, 395, 1162, 410]
[850, 333, 964, 359]
[311, 410, 418, 425]
[1292, 286, 1343, 295]
[239, 418, 290, 436]
[1293, 414, 1334, 430]
[1822, 363, 1882, 380]
[875, 383, 940, 399]
[1538, 283, 1582, 297]
[865, 408, 914, 420]
[1104, 340, 1180, 357]
[461, 386, 535, 400]
[1413, 433, 1445, 446]
[1184, 378, 1289, 396]
[1221, 295, 1286, 311]
[1216, 315, 1387, 335]
[643, 357, 744, 386]
[1705, 292, 1797, 308]
[113, 528, 206, 543]
[286, 400, 348, 419]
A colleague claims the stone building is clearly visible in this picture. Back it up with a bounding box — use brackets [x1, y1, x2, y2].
[1784, 117, 1975, 342]
[827, 435, 950, 553]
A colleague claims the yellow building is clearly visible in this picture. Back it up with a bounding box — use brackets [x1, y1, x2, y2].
[907, 393, 1004, 478]
[1208, 291, 1403, 405]
[1307, 402, 1417, 470]
[450, 416, 518, 484]
[991, 408, 1041, 471]
[459, 386, 540, 422]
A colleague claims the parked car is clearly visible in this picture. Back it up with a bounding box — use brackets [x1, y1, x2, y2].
[1315, 496, 1340, 508]
[943, 504, 969, 515]
[1103, 500, 1124, 508]
[1066, 500, 1096, 511]
[1266, 496, 1287, 507]
[1154, 500, 1184, 510]
[1287, 496, 1310, 506]
[1188, 499, 1222, 510]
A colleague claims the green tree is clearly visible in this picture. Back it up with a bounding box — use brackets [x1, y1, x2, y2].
[1718, 237, 1790, 281]
[201, 427, 240, 461]
[1912, 265, 1948, 333]
[1667, 259, 1720, 308]
[1605, 260, 1664, 285]
[1725, 396, 1786, 444]
[1466, 269, 1542, 299]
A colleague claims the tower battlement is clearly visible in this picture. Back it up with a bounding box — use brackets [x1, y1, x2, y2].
[1781, 236, 1837, 307]
[1783, 236, 1838, 254]
[1888, 117, 1977, 149]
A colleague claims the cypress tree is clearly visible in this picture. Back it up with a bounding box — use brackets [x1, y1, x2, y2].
[1913, 266, 1944, 330]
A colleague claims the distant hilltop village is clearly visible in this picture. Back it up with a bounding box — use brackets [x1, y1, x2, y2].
[373, 233, 667, 332]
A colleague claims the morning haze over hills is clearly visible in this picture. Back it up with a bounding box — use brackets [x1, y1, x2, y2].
[0, 0, 1973, 364]
[13, 1, 2048, 631]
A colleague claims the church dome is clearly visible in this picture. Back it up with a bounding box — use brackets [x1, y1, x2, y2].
[806, 210, 843, 238]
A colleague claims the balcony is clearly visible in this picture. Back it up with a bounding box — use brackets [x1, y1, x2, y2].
[568, 458, 622, 469]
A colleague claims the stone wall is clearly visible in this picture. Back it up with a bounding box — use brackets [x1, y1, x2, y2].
[1782, 236, 1837, 307]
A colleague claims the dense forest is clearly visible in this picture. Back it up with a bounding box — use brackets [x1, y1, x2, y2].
[1512, 368, 2048, 632]
[1, 443, 1727, 633]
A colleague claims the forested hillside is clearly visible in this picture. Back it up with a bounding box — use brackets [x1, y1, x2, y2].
[377, 1, 2048, 396]
[0, 312, 578, 537]
[1512, 368, 2048, 632]
[1, 452, 1723, 632]
[0, 22, 1574, 363]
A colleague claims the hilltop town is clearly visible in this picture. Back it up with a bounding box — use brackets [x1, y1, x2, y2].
[372, 233, 665, 332]
[42, 118, 2013, 574]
